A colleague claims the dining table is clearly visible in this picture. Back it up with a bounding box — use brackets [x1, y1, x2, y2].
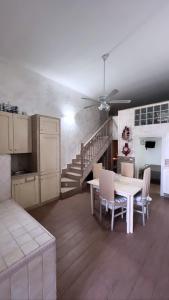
[87, 174, 143, 234]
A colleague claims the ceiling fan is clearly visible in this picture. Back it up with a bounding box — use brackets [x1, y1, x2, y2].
[82, 53, 132, 111]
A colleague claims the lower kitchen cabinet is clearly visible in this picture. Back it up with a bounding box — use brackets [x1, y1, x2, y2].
[12, 174, 39, 209]
[40, 173, 60, 203]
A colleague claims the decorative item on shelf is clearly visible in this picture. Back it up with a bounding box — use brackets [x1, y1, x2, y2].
[122, 126, 132, 141]
[122, 142, 131, 156]
[0, 102, 19, 113]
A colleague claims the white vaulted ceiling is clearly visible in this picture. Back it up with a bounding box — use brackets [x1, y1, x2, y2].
[0, 0, 169, 109]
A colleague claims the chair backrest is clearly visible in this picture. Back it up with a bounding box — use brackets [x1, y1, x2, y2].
[92, 163, 103, 179]
[142, 167, 151, 198]
[121, 162, 134, 178]
[99, 169, 115, 202]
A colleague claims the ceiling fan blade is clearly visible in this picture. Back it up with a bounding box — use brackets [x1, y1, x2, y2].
[108, 100, 131, 104]
[105, 89, 119, 101]
[81, 97, 98, 102]
[84, 104, 98, 109]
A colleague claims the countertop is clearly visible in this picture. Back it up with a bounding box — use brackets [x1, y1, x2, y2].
[11, 172, 38, 179]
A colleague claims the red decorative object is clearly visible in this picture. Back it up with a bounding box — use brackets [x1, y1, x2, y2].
[122, 143, 131, 156]
[122, 126, 131, 141]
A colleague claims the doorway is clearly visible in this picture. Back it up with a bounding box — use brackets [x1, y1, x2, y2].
[135, 137, 162, 194]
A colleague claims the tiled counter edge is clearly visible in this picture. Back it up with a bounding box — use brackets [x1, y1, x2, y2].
[0, 239, 56, 300]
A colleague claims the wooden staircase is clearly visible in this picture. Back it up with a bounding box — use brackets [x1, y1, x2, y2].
[61, 118, 113, 199]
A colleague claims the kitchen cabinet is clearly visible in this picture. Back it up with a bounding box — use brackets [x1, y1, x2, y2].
[40, 173, 60, 203]
[0, 111, 32, 154]
[32, 114, 60, 203]
[13, 114, 32, 153]
[12, 174, 39, 209]
[40, 133, 60, 174]
[0, 112, 13, 154]
[40, 116, 59, 134]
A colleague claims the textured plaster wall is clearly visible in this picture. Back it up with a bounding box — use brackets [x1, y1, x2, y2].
[0, 59, 107, 168]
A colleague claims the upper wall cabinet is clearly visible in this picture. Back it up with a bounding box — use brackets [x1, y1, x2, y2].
[13, 114, 32, 153]
[0, 111, 32, 154]
[0, 112, 13, 154]
[40, 116, 59, 134]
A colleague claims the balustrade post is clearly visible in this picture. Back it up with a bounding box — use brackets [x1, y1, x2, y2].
[81, 143, 84, 176]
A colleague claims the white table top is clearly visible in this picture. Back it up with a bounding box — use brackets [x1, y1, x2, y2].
[87, 175, 143, 197]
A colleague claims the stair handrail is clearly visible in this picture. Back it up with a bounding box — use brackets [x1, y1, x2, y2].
[83, 117, 112, 147]
[80, 117, 113, 177]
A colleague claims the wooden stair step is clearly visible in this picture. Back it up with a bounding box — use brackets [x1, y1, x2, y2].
[61, 177, 77, 182]
[63, 172, 82, 181]
[61, 177, 80, 188]
[69, 167, 82, 174]
[61, 186, 81, 199]
[64, 172, 81, 177]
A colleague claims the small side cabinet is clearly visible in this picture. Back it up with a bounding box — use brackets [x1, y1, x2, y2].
[12, 174, 39, 209]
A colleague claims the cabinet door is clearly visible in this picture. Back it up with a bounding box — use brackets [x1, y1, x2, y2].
[0, 112, 13, 154]
[13, 114, 32, 153]
[40, 134, 60, 174]
[40, 173, 60, 203]
[40, 117, 60, 134]
[12, 176, 39, 209]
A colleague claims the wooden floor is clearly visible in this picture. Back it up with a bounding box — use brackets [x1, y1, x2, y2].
[30, 184, 169, 300]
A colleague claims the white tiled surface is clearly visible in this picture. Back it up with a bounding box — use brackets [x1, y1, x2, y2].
[0, 199, 55, 271]
[0, 199, 56, 300]
[0, 155, 11, 202]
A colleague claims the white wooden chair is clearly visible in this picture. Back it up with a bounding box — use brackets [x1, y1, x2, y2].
[121, 162, 134, 178]
[99, 169, 127, 231]
[92, 163, 103, 179]
[134, 167, 152, 225]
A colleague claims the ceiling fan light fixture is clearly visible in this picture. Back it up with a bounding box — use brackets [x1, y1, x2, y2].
[98, 102, 110, 112]
[105, 103, 110, 111]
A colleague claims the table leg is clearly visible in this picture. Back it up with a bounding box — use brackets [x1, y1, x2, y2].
[90, 184, 94, 215]
[126, 195, 130, 234]
[130, 195, 134, 233]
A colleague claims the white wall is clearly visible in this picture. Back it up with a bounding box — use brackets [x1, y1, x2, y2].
[118, 102, 169, 158]
[0, 59, 107, 168]
[135, 137, 162, 169]
[118, 108, 135, 156]
[112, 116, 118, 140]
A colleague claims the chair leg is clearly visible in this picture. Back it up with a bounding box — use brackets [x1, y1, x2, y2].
[111, 207, 115, 231]
[121, 207, 124, 219]
[100, 201, 102, 222]
[146, 203, 149, 219]
[142, 204, 145, 226]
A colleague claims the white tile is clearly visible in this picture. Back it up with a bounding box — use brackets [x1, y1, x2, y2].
[35, 233, 52, 246]
[0, 278, 10, 300]
[4, 248, 24, 267]
[0, 257, 6, 272]
[21, 240, 39, 255]
[24, 222, 38, 231]
[0, 239, 18, 256]
[28, 255, 43, 300]
[0, 232, 12, 244]
[11, 226, 27, 238]
[29, 226, 44, 238]
[15, 233, 32, 246]
[8, 222, 22, 232]
[11, 265, 28, 300]
[43, 246, 56, 299]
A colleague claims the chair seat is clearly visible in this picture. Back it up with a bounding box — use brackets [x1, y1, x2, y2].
[100, 195, 127, 210]
[134, 192, 152, 205]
